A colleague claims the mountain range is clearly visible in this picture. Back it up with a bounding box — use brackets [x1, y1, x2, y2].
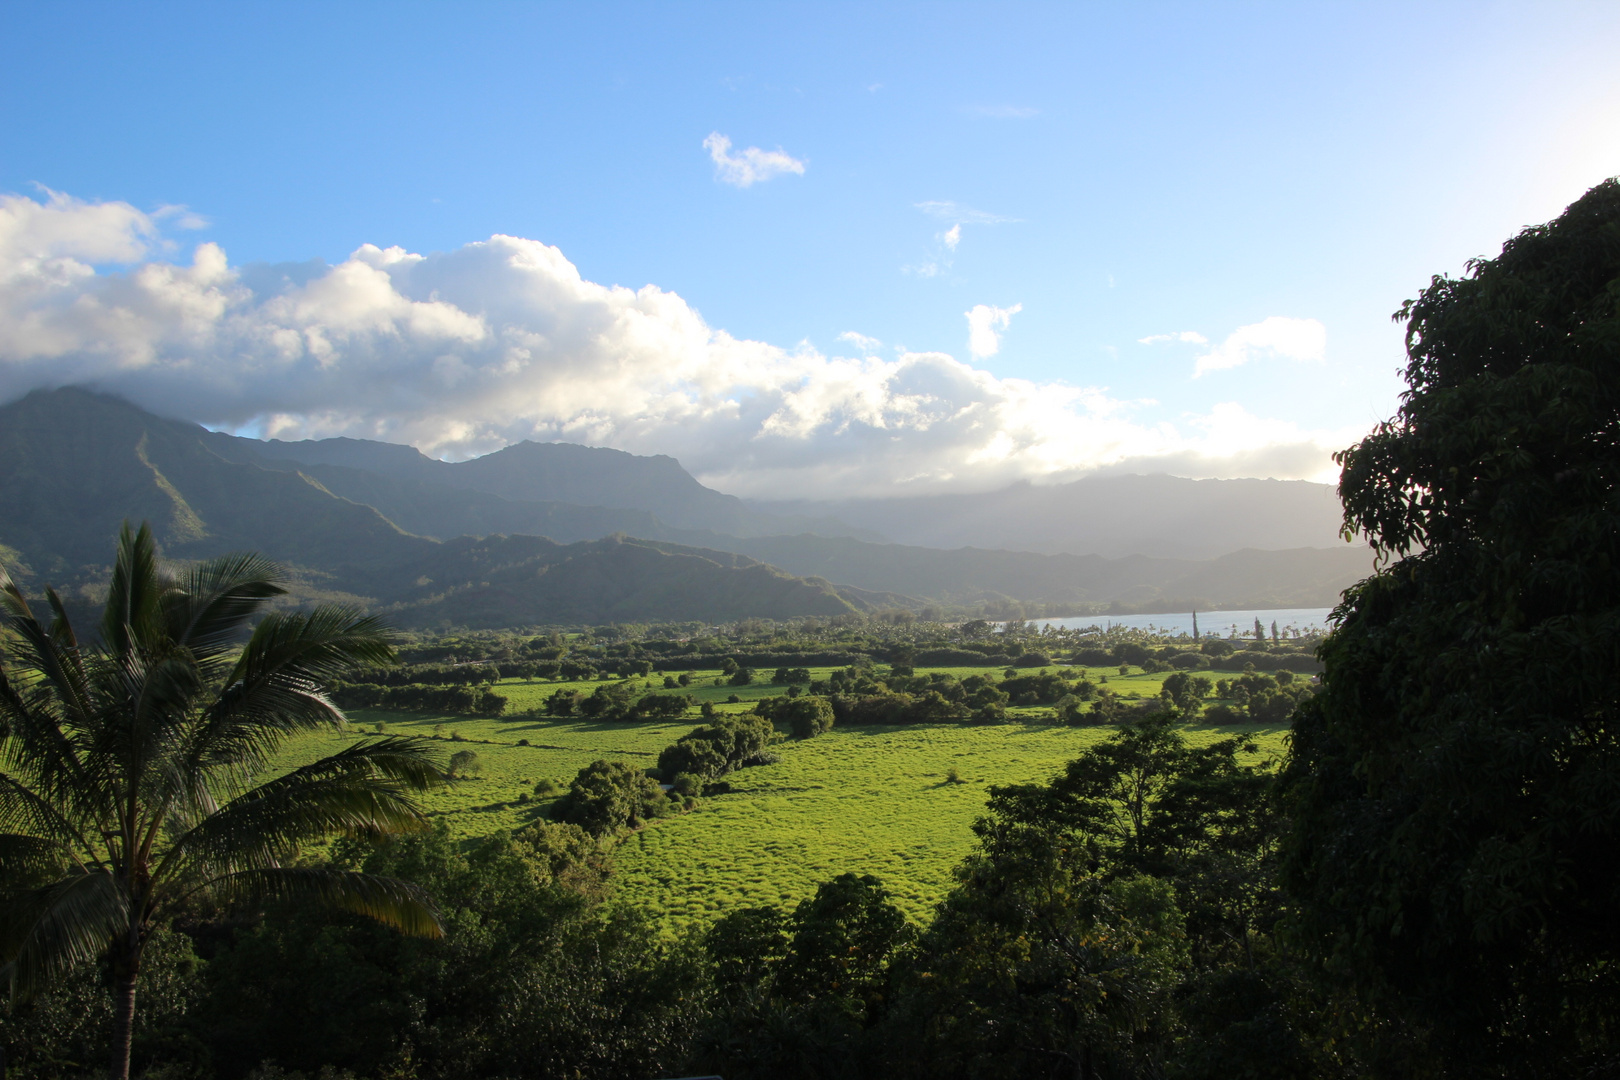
[752, 473, 1347, 561]
[0, 387, 1371, 626]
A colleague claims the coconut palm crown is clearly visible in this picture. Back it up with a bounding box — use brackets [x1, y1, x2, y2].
[0, 523, 444, 1080]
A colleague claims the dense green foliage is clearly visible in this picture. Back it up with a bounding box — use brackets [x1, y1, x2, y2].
[550, 760, 679, 837]
[756, 694, 836, 739]
[1282, 178, 1620, 1076]
[0, 526, 442, 1080]
[656, 715, 779, 781]
[331, 681, 509, 716]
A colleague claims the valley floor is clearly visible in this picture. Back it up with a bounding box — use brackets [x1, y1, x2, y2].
[281, 665, 1289, 926]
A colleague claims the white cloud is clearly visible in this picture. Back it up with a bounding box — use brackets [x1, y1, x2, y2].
[0, 191, 1358, 498]
[941, 224, 961, 251]
[1138, 330, 1209, 345]
[966, 303, 1022, 359]
[152, 204, 210, 231]
[915, 200, 1018, 225]
[837, 330, 882, 353]
[702, 132, 807, 187]
[1194, 316, 1326, 377]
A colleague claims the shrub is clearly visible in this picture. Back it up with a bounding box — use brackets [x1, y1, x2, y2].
[578, 681, 634, 719]
[447, 750, 481, 778]
[544, 688, 582, 716]
[1169, 652, 1210, 669]
[1113, 642, 1152, 666]
[998, 672, 1071, 706]
[1012, 652, 1052, 668]
[756, 695, 836, 739]
[631, 693, 692, 719]
[551, 759, 670, 836]
[329, 681, 507, 716]
[657, 714, 778, 780]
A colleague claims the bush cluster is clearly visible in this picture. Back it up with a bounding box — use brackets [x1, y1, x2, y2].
[330, 681, 508, 716]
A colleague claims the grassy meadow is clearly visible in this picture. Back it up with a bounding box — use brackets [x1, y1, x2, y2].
[284, 663, 1288, 927]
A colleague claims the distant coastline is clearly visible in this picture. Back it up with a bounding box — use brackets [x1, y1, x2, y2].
[1025, 606, 1334, 638]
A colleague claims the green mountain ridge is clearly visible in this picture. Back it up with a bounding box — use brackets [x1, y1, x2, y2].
[0, 388, 1372, 623]
[0, 389, 861, 624]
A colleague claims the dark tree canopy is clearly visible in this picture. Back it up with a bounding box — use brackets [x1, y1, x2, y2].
[1282, 179, 1620, 1074]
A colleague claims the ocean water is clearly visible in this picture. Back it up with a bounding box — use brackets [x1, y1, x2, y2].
[1023, 607, 1335, 638]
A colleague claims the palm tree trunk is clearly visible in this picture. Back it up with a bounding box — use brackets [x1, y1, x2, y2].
[109, 947, 140, 1080]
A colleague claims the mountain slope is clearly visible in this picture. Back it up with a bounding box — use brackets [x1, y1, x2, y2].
[0, 387, 428, 583]
[215, 430, 875, 540]
[714, 534, 1372, 610]
[754, 473, 1349, 559]
[0, 388, 1372, 619]
[387, 534, 858, 627]
[0, 388, 866, 623]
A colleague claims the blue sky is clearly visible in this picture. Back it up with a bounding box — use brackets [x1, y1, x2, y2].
[2, 2, 1618, 496]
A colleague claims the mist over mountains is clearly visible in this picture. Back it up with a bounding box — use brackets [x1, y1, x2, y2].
[754, 474, 1346, 561]
[0, 388, 1370, 624]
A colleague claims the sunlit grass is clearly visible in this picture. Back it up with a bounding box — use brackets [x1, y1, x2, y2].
[275, 665, 1277, 916]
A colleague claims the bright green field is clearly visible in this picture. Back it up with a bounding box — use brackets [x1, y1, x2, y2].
[610, 721, 1287, 927]
[278, 666, 1281, 923]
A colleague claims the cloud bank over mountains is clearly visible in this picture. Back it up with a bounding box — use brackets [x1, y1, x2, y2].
[0, 190, 1356, 498]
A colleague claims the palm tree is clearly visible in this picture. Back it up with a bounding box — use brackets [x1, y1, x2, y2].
[0, 524, 445, 1080]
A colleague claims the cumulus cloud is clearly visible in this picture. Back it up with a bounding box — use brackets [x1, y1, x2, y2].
[1138, 330, 1208, 345]
[1194, 316, 1326, 377]
[0, 190, 1356, 497]
[837, 330, 882, 353]
[966, 303, 1022, 359]
[703, 132, 806, 187]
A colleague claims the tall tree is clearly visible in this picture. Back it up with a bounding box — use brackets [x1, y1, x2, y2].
[1281, 180, 1620, 1075]
[0, 524, 444, 1080]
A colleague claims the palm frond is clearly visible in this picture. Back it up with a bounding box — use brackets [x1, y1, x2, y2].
[207, 866, 442, 938]
[42, 588, 81, 654]
[164, 551, 286, 664]
[2, 584, 97, 738]
[99, 522, 168, 661]
[0, 646, 103, 834]
[179, 609, 395, 774]
[160, 738, 443, 874]
[0, 870, 130, 999]
[0, 832, 72, 880]
[231, 607, 397, 686]
[0, 771, 105, 865]
[0, 563, 35, 626]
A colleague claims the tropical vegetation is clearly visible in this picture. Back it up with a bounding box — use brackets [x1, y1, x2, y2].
[0, 526, 444, 1080]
